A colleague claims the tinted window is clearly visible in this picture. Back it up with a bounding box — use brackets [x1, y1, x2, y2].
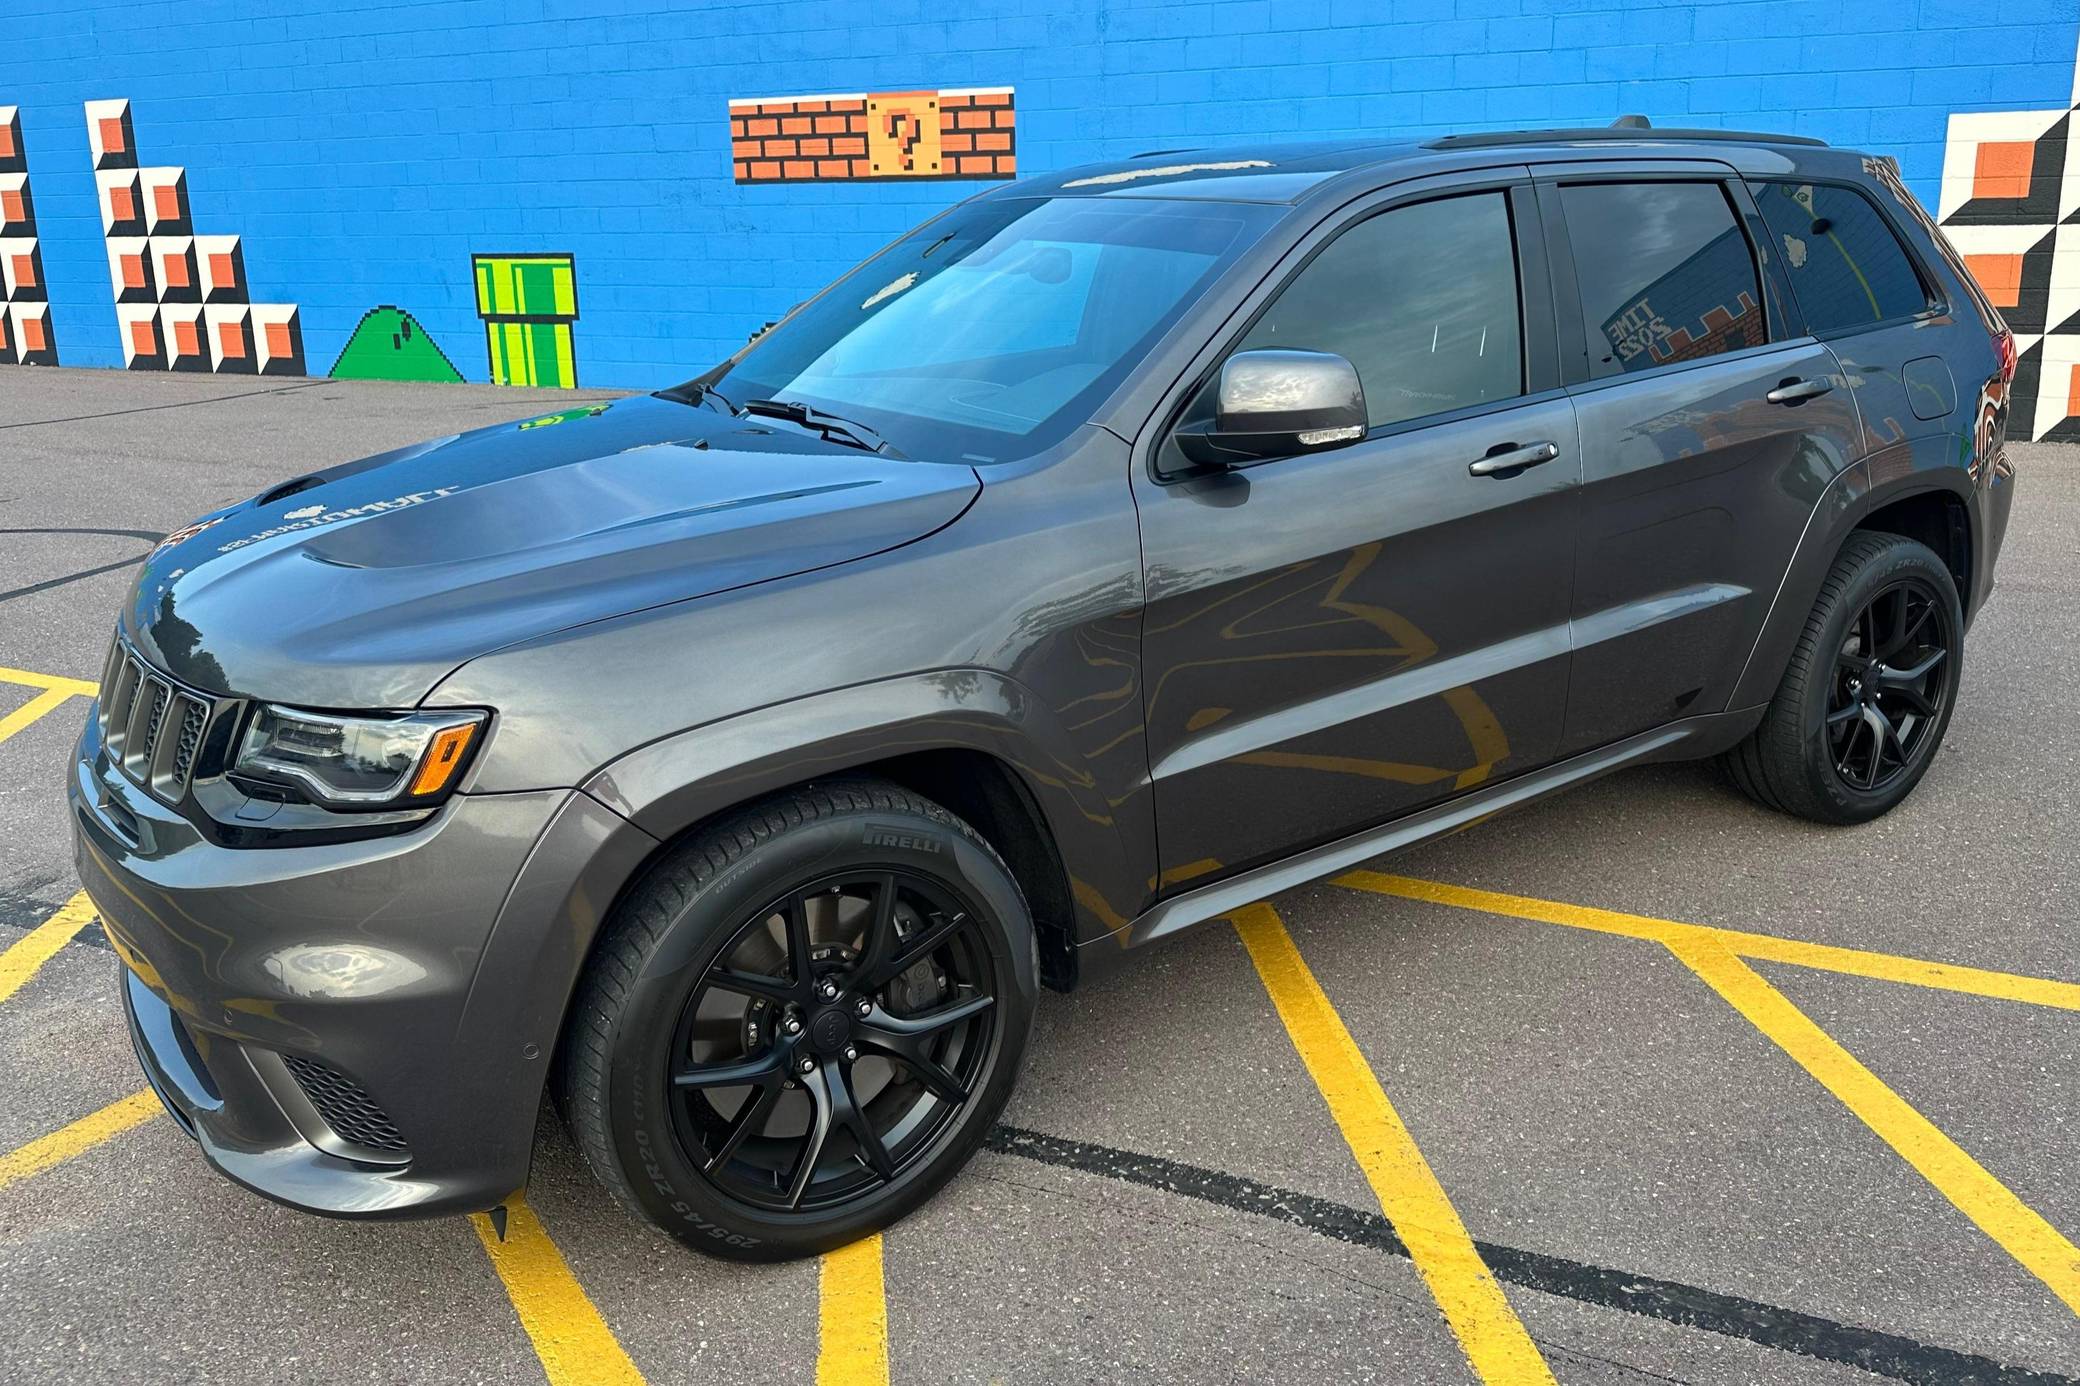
[698, 196, 1274, 463]
[1752, 180, 1931, 332]
[1560, 182, 1767, 376]
[1238, 192, 1524, 429]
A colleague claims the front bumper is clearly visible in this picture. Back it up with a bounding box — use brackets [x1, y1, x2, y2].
[70, 708, 654, 1219]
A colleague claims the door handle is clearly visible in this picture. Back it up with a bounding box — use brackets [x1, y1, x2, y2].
[1468, 440, 1558, 477]
[1765, 377, 1833, 405]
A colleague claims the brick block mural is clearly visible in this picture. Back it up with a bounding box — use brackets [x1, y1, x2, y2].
[0, 104, 56, 365]
[4, 4, 2080, 391]
[731, 87, 1015, 184]
[85, 98, 302, 375]
[1935, 35, 2080, 441]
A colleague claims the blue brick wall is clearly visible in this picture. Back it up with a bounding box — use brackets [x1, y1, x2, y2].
[4, 0, 2076, 387]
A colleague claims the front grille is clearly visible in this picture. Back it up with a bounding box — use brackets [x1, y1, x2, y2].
[96, 631, 236, 806]
[280, 1053, 410, 1156]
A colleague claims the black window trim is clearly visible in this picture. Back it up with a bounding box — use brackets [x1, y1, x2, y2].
[1744, 174, 1952, 341]
[1541, 172, 1786, 393]
[1148, 173, 1559, 482]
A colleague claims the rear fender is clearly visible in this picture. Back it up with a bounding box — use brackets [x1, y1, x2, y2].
[1727, 437, 1974, 711]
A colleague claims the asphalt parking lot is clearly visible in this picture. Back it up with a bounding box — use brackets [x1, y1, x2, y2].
[0, 366, 2075, 1385]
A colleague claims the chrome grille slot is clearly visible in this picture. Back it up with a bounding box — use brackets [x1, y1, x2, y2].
[123, 676, 171, 781]
[151, 694, 211, 800]
[95, 635, 125, 740]
[102, 653, 142, 758]
[97, 634, 230, 806]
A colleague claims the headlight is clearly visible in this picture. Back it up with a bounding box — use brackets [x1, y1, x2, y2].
[233, 705, 486, 809]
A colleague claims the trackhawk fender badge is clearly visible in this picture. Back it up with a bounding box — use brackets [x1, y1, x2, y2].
[863, 824, 941, 853]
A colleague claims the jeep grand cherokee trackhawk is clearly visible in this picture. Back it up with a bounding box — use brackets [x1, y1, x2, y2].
[72, 123, 2015, 1259]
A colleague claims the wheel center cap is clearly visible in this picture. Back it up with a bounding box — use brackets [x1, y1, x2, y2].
[809, 1008, 851, 1053]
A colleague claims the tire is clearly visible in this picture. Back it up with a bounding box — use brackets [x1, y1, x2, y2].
[560, 778, 1037, 1261]
[1723, 532, 1964, 825]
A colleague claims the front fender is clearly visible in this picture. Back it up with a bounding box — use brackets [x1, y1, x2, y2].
[581, 669, 1150, 951]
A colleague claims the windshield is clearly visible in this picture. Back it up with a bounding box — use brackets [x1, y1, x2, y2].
[689, 196, 1275, 463]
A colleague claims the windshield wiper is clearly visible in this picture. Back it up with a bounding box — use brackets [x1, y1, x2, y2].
[655, 380, 737, 414]
[741, 398, 894, 454]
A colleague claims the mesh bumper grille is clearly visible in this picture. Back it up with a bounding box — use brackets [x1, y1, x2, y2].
[279, 1054, 409, 1156]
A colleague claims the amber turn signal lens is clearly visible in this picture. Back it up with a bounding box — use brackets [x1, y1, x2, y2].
[409, 723, 479, 797]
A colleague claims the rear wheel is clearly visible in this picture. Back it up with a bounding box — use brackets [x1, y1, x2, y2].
[560, 780, 1036, 1260]
[1724, 532, 1963, 824]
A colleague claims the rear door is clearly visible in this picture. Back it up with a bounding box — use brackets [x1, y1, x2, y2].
[1746, 175, 1967, 454]
[1134, 170, 1582, 884]
[1540, 164, 1865, 753]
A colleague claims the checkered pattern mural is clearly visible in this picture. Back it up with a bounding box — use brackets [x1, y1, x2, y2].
[1938, 39, 2080, 442]
[84, 98, 303, 374]
[0, 105, 56, 365]
[731, 87, 1015, 183]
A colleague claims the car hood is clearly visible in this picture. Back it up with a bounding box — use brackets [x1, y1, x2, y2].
[121, 394, 981, 708]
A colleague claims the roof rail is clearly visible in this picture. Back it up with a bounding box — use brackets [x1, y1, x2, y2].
[1423, 126, 1827, 150]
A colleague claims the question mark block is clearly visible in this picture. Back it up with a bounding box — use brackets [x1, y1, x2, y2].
[866, 93, 943, 177]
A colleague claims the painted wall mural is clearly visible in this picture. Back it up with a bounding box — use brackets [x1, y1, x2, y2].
[731, 87, 1015, 184]
[1937, 38, 2080, 442]
[84, 97, 303, 374]
[0, 104, 56, 365]
[330, 306, 463, 383]
[473, 253, 579, 388]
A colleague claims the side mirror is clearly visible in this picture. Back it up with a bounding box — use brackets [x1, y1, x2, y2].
[1176, 349, 1367, 467]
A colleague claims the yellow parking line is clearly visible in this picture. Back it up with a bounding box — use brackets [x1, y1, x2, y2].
[470, 1197, 645, 1386]
[1671, 940, 2080, 1316]
[818, 1232, 890, 1386]
[0, 892, 99, 1005]
[1336, 872, 2080, 1012]
[0, 665, 99, 698]
[0, 686, 79, 748]
[1232, 902, 1556, 1384]
[0, 1090, 161, 1192]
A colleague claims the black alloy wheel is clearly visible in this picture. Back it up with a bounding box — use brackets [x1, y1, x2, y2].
[668, 870, 1000, 1213]
[561, 780, 1036, 1260]
[1723, 531, 1964, 825]
[1826, 579, 1950, 793]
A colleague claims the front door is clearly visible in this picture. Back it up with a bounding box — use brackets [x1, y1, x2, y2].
[1135, 177, 1581, 885]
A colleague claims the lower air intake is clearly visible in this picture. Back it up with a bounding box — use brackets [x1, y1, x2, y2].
[279, 1054, 410, 1156]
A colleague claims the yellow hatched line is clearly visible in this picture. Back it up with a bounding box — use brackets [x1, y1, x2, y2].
[1335, 871, 2080, 1316]
[1232, 902, 1556, 1384]
[470, 1198, 646, 1386]
[0, 892, 99, 1005]
[1670, 941, 2080, 1316]
[818, 1232, 890, 1386]
[0, 686, 80, 747]
[0, 665, 95, 748]
[0, 666, 99, 698]
[1336, 871, 2080, 1012]
[0, 1091, 161, 1192]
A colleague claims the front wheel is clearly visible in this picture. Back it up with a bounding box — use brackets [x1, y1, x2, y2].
[560, 780, 1037, 1260]
[1724, 531, 1964, 824]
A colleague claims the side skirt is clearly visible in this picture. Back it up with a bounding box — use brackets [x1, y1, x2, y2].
[1100, 708, 1762, 957]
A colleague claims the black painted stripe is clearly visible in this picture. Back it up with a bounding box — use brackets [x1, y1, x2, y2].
[985, 1125, 2076, 1386]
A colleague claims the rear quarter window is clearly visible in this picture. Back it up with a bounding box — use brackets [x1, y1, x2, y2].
[1750, 181, 1934, 334]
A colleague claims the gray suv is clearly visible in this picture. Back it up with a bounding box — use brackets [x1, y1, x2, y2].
[71, 123, 2016, 1259]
